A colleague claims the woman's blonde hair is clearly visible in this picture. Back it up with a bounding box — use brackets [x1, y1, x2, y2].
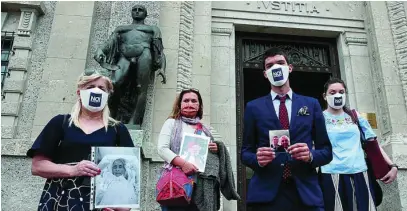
[69, 70, 119, 131]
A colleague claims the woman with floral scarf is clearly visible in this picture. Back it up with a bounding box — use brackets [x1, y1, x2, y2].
[157, 88, 239, 211]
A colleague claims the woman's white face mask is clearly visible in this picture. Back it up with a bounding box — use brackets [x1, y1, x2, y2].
[326, 93, 346, 109]
[265, 64, 290, 87]
[80, 87, 108, 112]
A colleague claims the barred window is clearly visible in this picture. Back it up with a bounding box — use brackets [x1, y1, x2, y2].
[1, 31, 15, 93]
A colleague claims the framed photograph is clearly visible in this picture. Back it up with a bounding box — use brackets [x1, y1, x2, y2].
[90, 147, 141, 210]
[179, 133, 211, 172]
[269, 130, 290, 153]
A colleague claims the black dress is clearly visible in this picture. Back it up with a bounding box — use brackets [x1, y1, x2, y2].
[27, 114, 134, 211]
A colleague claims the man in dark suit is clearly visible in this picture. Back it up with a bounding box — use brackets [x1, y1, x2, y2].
[241, 47, 332, 211]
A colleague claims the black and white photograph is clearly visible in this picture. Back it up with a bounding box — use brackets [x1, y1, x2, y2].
[179, 133, 211, 172]
[90, 147, 140, 210]
[269, 130, 291, 152]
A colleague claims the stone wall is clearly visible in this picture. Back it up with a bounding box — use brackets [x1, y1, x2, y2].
[1, 2, 57, 210]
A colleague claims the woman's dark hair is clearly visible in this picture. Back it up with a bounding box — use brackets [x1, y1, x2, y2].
[323, 78, 356, 122]
[169, 88, 203, 119]
[262, 47, 290, 70]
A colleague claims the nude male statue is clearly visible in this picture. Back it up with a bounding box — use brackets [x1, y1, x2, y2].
[94, 5, 166, 127]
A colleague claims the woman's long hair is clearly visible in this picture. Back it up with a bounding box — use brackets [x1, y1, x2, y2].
[323, 78, 354, 120]
[169, 88, 203, 119]
[69, 71, 119, 131]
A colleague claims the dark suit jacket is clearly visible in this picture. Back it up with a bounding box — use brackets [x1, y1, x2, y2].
[241, 93, 332, 207]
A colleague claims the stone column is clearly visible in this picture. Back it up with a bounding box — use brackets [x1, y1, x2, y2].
[192, 1, 212, 125]
[365, 2, 407, 210]
[211, 22, 237, 211]
[31, 2, 95, 138]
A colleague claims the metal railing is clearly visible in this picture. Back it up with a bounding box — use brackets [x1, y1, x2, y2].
[1, 31, 15, 99]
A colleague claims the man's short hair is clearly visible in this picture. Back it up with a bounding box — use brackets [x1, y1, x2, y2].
[262, 47, 290, 70]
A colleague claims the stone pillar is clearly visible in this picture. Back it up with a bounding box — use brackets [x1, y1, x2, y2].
[365, 2, 407, 210]
[338, 31, 380, 136]
[211, 22, 237, 211]
[31, 1, 95, 138]
[192, 1, 212, 125]
[151, 1, 181, 161]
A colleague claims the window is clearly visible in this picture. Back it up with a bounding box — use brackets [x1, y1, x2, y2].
[1, 31, 15, 94]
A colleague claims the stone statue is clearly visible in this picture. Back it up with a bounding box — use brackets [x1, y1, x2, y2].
[94, 4, 166, 128]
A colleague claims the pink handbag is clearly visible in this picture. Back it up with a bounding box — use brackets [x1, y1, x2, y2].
[156, 167, 194, 206]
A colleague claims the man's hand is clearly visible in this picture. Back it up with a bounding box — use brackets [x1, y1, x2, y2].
[288, 143, 311, 162]
[256, 147, 275, 167]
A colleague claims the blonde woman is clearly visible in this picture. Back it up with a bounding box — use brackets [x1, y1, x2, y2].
[27, 69, 134, 211]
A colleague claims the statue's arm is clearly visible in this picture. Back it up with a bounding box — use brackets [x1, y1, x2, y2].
[94, 32, 118, 64]
[152, 26, 166, 84]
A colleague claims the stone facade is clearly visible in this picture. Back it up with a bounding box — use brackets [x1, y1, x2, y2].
[1, 1, 407, 211]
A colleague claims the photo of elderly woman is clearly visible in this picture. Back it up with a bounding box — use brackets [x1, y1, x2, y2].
[91, 147, 140, 209]
[179, 133, 210, 172]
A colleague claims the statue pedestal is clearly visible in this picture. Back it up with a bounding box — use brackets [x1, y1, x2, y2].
[126, 127, 162, 211]
[126, 126, 144, 147]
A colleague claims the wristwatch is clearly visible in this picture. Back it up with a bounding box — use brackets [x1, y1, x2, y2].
[389, 164, 399, 170]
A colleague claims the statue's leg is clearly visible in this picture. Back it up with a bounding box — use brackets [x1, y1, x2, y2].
[130, 48, 152, 126]
[114, 57, 130, 86]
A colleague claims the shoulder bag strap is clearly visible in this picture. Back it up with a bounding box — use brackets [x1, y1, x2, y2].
[350, 109, 366, 141]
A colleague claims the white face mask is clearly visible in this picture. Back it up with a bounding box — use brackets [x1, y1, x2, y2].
[326, 93, 346, 109]
[265, 64, 290, 87]
[80, 88, 108, 112]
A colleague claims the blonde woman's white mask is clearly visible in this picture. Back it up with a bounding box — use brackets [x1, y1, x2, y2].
[80, 88, 108, 112]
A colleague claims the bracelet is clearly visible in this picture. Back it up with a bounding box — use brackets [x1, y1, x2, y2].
[389, 164, 399, 170]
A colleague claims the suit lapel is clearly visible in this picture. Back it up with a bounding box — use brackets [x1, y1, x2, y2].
[264, 94, 282, 129]
[290, 93, 301, 131]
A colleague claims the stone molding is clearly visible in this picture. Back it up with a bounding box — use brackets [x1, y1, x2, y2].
[17, 8, 38, 37]
[2, 80, 25, 93]
[345, 37, 368, 46]
[1, 102, 20, 116]
[176, 1, 194, 93]
[387, 1, 407, 113]
[1, 1, 45, 15]
[211, 27, 233, 36]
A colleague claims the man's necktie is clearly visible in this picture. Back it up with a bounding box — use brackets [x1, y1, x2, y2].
[277, 95, 291, 180]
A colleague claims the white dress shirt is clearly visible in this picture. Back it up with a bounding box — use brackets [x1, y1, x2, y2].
[270, 89, 293, 123]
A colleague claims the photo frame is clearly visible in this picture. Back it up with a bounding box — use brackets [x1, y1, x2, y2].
[90, 147, 141, 210]
[179, 133, 211, 172]
[269, 130, 290, 153]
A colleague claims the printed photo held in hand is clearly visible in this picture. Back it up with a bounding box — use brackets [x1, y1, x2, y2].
[179, 133, 210, 172]
[90, 147, 140, 210]
[269, 130, 290, 153]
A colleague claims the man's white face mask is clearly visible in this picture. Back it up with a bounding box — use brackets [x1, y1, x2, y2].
[80, 88, 108, 112]
[265, 64, 290, 87]
[326, 93, 346, 109]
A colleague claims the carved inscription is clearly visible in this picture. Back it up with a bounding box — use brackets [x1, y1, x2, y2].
[256, 1, 324, 14]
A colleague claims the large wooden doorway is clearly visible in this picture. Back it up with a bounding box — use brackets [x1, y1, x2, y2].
[235, 32, 340, 211]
